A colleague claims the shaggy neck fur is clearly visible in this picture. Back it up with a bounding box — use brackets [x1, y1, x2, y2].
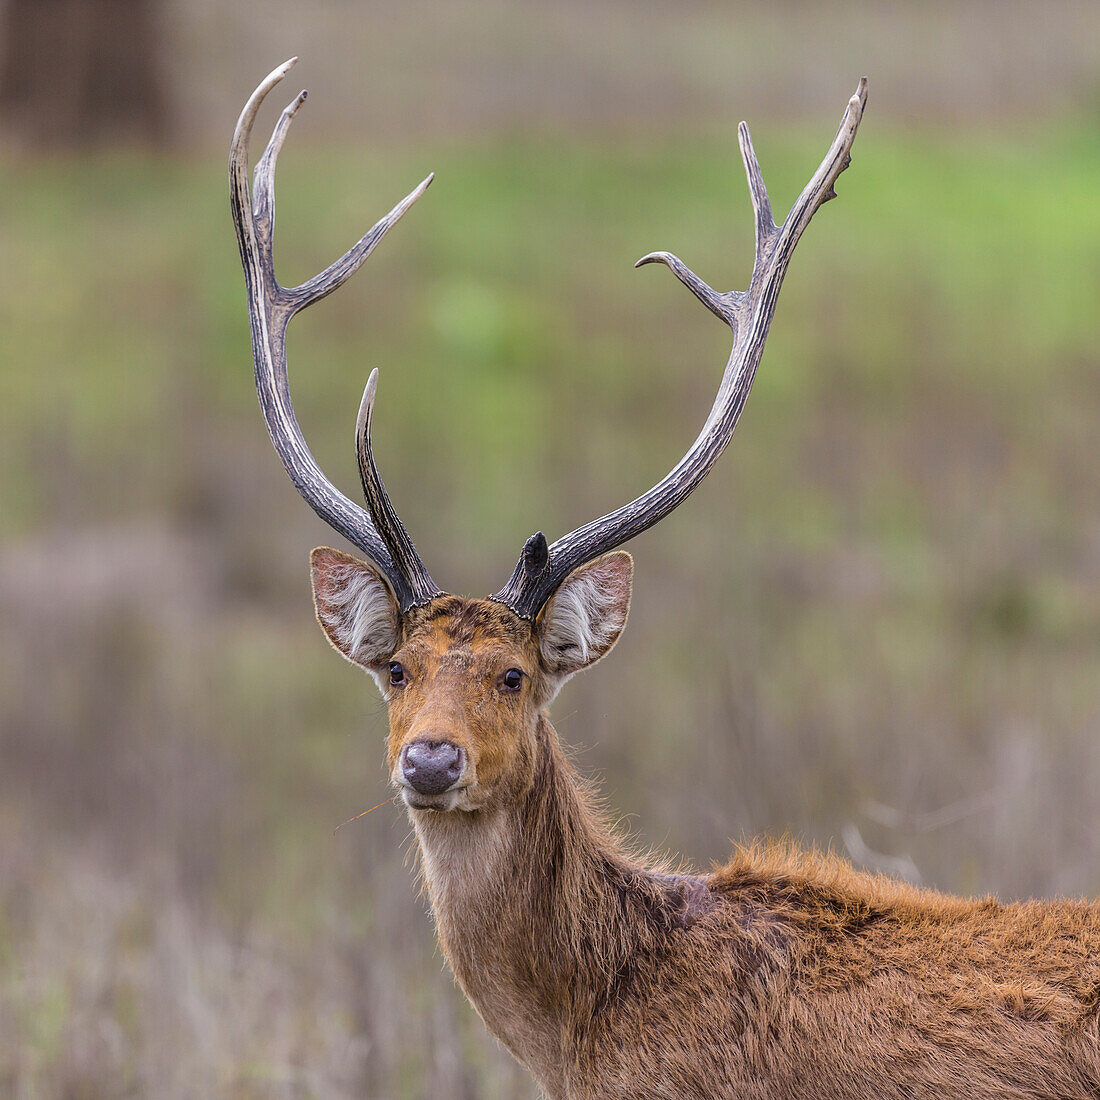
[409, 712, 696, 1091]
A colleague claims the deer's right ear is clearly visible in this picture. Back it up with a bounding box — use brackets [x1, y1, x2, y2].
[536, 551, 633, 692]
[310, 547, 401, 678]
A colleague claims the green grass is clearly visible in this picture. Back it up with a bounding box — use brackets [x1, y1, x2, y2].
[3, 122, 1098, 535]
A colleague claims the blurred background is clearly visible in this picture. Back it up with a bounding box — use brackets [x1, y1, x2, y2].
[1, 1, 1099, 1096]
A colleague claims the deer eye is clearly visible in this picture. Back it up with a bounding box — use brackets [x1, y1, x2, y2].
[502, 668, 524, 692]
[389, 662, 406, 687]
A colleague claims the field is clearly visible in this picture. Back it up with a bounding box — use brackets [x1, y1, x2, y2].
[2, 28, 1100, 1098]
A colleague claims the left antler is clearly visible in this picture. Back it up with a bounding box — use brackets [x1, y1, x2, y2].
[493, 79, 868, 620]
[230, 59, 441, 611]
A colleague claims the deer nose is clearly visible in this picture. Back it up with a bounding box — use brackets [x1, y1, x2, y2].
[400, 740, 465, 796]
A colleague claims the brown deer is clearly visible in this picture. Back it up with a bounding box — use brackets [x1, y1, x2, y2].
[231, 60, 1100, 1100]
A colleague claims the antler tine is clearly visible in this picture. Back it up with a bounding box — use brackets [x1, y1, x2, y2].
[634, 251, 743, 327]
[230, 59, 297, 310]
[738, 121, 777, 259]
[230, 60, 439, 611]
[493, 79, 868, 620]
[356, 371, 442, 606]
[252, 86, 308, 250]
[289, 173, 434, 313]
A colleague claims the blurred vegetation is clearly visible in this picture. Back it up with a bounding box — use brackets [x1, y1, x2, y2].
[1, 73, 1100, 1100]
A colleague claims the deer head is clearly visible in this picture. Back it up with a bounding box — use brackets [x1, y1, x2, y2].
[230, 58, 866, 818]
[309, 547, 632, 811]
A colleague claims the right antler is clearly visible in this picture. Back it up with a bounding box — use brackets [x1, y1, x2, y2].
[492, 79, 867, 620]
[229, 58, 441, 611]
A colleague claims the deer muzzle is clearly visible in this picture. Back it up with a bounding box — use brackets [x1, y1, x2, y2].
[399, 740, 467, 804]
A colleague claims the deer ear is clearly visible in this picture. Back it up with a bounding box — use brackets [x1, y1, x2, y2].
[310, 547, 401, 682]
[537, 551, 633, 685]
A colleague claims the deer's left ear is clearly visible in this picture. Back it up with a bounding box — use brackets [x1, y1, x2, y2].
[310, 547, 401, 687]
[536, 551, 633, 685]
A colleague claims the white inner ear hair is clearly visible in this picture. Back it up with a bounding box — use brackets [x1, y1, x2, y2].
[319, 562, 398, 666]
[541, 561, 627, 672]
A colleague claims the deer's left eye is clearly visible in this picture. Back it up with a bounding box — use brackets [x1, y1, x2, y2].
[502, 668, 524, 692]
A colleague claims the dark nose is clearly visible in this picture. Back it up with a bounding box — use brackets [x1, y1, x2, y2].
[400, 740, 465, 796]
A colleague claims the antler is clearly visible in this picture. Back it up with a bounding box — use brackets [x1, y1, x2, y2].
[493, 79, 868, 620]
[230, 59, 441, 611]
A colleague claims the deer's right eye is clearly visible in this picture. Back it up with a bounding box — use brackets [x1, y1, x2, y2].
[389, 662, 407, 687]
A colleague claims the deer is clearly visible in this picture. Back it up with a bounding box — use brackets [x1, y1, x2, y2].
[230, 59, 1100, 1100]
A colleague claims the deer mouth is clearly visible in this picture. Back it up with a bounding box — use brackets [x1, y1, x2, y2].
[399, 778, 492, 813]
[397, 783, 479, 812]
[402, 787, 458, 811]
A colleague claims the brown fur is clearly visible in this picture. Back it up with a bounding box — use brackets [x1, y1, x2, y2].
[313, 558, 1100, 1099]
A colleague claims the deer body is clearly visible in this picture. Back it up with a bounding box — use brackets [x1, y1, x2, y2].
[231, 62, 1100, 1098]
[424, 742, 1100, 1099]
[310, 582, 1100, 1099]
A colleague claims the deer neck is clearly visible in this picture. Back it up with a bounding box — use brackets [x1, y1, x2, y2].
[408, 712, 646, 1087]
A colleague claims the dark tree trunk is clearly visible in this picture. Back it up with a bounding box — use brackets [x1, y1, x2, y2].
[0, 0, 170, 149]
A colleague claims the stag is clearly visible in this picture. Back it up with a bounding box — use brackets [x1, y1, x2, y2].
[231, 60, 1100, 1099]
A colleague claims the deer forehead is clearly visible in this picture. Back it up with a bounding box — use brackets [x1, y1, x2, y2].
[401, 597, 537, 670]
